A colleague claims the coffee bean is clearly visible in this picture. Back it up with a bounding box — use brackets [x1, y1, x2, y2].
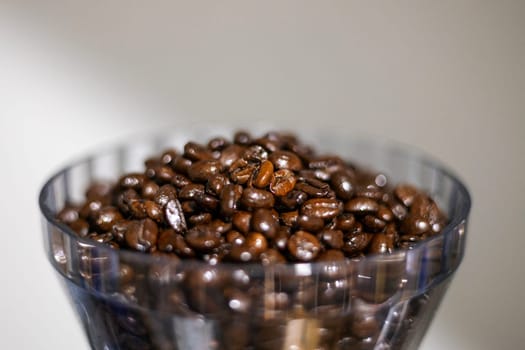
[185, 224, 222, 251]
[242, 145, 268, 162]
[178, 183, 205, 200]
[219, 144, 245, 168]
[226, 230, 245, 246]
[188, 212, 213, 226]
[233, 130, 252, 145]
[188, 160, 222, 183]
[287, 230, 321, 261]
[319, 229, 344, 249]
[342, 232, 373, 255]
[241, 188, 275, 209]
[273, 227, 290, 251]
[253, 160, 274, 189]
[331, 171, 355, 200]
[332, 213, 357, 231]
[362, 215, 386, 232]
[316, 249, 345, 261]
[207, 136, 229, 151]
[269, 169, 296, 197]
[368, 233, 394, 254]
[184, 142, 213, 161]
[165, 199, 187, 233]
[146, 165, 174, 184]
[394, 184, 420, 207]
[252, 208, 279, 238]
[144, 200, 163, 222]
[119, 173, 146, 190]
[301, 198, 342, 219]
[70, 218, 89, 237]
[206, 174, 230, 196]
[260, 249, 286, 265]
[94, 206, 123, 231]
[279, 189, 308, 209]
[344, 197, 379, 214]
[220, 184, 243, 217]
[245, 232, 268, 257]
[268, 150, 303, 171]
[172, 156, 192, 174]
[154, 184, 178, 207]
[297, 214, 325, 232]
[141, 181, 159, 200]
[125, 218, 158, 252]
[158, 229, 195, 257]
[295, 181, 330, 198]
[308, 155, 344, 170]
[280, 210, 299, 227]
[229, 159, 257, 185]
[160, 149, 177, 165]
[170, 173, 191, 188]
[377, 205, 394, 222]
[194, 192, 219, 211]
[57, 206, 79, 224]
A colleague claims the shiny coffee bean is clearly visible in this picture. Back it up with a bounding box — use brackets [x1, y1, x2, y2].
[241, 188, 275, 209]
[207, 136, 229, 151]
[308, 155, 344, 170]
[295, 181, 330, 198]
[332, 213, 357, 231]
[172, 155, 192, 174]
[268, 150, 303, 171]
[85, 182, 112, 201]
[253, 160, 274, 189]
[368, 233, 394, 254]
[226, 230, 246, 246]
[260, 249, 286, 265]
[170, 173, 191, 188]
[188, 212, 213, 226]
[242, 145, 268, 162]
[342, 233, 373, 255]
[377, 205, 394, 222]
[287, 230, 321, 261]
[362, 215, 386, 232]
[269, 169, 296, 196]
[280, 210, 299, 227]
[394, 184, 420, 207]
[144, 200, 163, 222]
[301, 198, 342, 219]
[154, 185, 178, 207]
[146, 165, 174, 184]
[125, 218, 158, 252]
[232, 211, 252, 233]
[233, 130, 252, 145]
[273, 227, 290, 251]
[319, 229, 344, 249]
[70, 219, 89, 237]
[94, 206, 123, 231]
[297, 214, 325, 232]
[252, 208, 279, 238]
[158, 229, 195, 257]
[185, 224, 222, 252]
[183, 142, 213, 161]
[331, 171, 355, 200]
[245, 232, 268, 257]
[165, 199, 187, 233]
[160, 148, 177, 165]
[188, 160, 222, 183]
[279, 189, 308, 210]
[220, 184, 243, 217]
[316, 249, 345, 261]
[141, 181, 159, 200]
[229, 159, 257, 185]
[206, 174, 230, 196]
[119, 173, 146, 190]
[218, 144, 245, 168]
[344, 197, 379, 214]
[57, 206, 79, 224]
[178, 183, 205, 200]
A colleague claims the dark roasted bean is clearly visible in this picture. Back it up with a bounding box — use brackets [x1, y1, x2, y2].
[160, 149, 177, 165]
[188, 212, 213, 226]
[280, 210, 299, 227]
[331, 171, 355, 200]
[232, 211, 252, 234]
[368, 233, 394, 254]
[342, 232, 373, 255]
[253, 160, 274, 189]
[154, 184, 178, 207]
[296, 214, 325, 232]
[158, 229, 195, 257]
[245, 232, 268, 257]
[344, 197, 379, 214]
[179, 183, 205, 200]
[188, 160, 221, 182]
[57, 206, 79, 224]
[268, 150, 303, 171]
[165, 199, 187, 233]
[252, 208, 279, 238]
[125, 218, 158, 252]
[218, 144, 245, 168]
[269, 169, 296, 196]
[172, 155, 192, 174]
[171, 173, 191, 188]
[241, 188, 275, 209]
[220, 184, 243, 217]
[206, 174, 230, 196]
[242, 145, 268, 162]
[362, 215, 386, 232]
[207, 136, 229, 151]
[355, 184, 386, 202]
[181, 200, 198, 215]
[185, 224, 222, 251]
[387, 197, 408, 221]
[226, 230, 245, 246]
[401, 215, 430, 235]
[273, 227, 290, 251]
[144, 200, 163, 222]
[184, 142, 213, 161]
[394, 184, 420, 207]
[332, 213, 357, 231]
[228, 244, 256, 262]
[141, 181, 159, 200]
[316, 249, 345, 261]
[308, 155, 344, 170]
[85, 182, 112, 202]
[294, 181, 329, 198]
[94, 206, 123, 231]
[194, 192, 219, 211]
[146, 165, 174, 184]
[128, 199, 147, 219]
[279, 189, 307, 209]
[319, 229, 344, 249]
[70, 219, 89, 237]
[233, 130, 252, 145]
[377, 204, 394, 222]
[260, 249, 286, 265]
[229, 159, 257, 185]
[119, 173, 146, 190]
[301, 198, 342, 219]
[287, 230, 321, 261]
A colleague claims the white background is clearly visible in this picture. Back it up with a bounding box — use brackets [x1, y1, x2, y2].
[1, 1, 524, 349]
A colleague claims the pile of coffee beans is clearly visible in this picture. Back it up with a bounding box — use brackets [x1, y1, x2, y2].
[57, 131, 446, 263]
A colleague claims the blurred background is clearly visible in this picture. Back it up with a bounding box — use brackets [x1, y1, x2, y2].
[0, 1, 524, 349]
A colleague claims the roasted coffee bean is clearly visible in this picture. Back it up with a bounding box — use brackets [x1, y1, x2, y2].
[188, 160, 222, 183]
[165, 199, 187, 233]
[253, 160, 274, 188]
[114, 189, 139, 215]
[220, 184, 243, 217]
[207, 136, 229, 151]
[401, 215, 430, 235]
[387, 198, 408, 221]
[280, 210, 299, 227]
[118, 263, 135, 285]
[85, 182, 112, 202]
[228, 244, 256, 262]
[232, 211, 252, 233]
[154, 185, 178, 207]
[170, 173, 191, 188]
[301, 198, 342, 219]
[331, 171, 355, 200]
[241, 188, 275, 209]
[295, 181, 330, 198]
[394, 184, 420, 207]
[279, 189, 308, 209]
[209, 219, 232, 235]
[194, 192, 219, 211]
[87, 232, 115, 244]
[206, 174, 230, 196]
[141, 181, 159, 200]
[119, 173, 146, 190]
[355, 185, 386, 202]
[245, 232, 268, 257]
[185, 224, 222, 251]
[229, 159, 257, 185]
[146, 165, 175, 184]
[125, 218, 158, 252]
[287, 230, 321, 261]
[344, 197, 379, 214]
[319, 229, 344, 249]
[183, 142, 213, 161]
[57, 206, 79, 224]
[273, 227, 290, 251]
[362, 215, 386, 232]
[128, 199, 147, 219]
[268, 150, 303, 171]
[160, 149, 177, 165]
[332, 213, 357, 231]
[226, 230, 245, 246]
[172, 155, 192, 174]
[181, 200, 198, 215]
[233, 130, 252, 145]
[218, 144, 245, 168]
[269, 169, 296, 196]
[242, 145, 268, 162]
[94, 206, 123, 231]
[316, 249, 345, 261]
[377, 205, 394, 222]
[308, 155, 344, 170]
[252, 208, 279, 238]
[254, 136, 281, 153]
[296, 214, 325, 232]
[179, 183, 205, 200]
[342, 232, 373, 255]
[144, 200, 163, 222]
[188, 212, 213, 226]
[368, 233, 394, 254]
[158, 229, 195, 257]
[70, 219, 89, 237]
